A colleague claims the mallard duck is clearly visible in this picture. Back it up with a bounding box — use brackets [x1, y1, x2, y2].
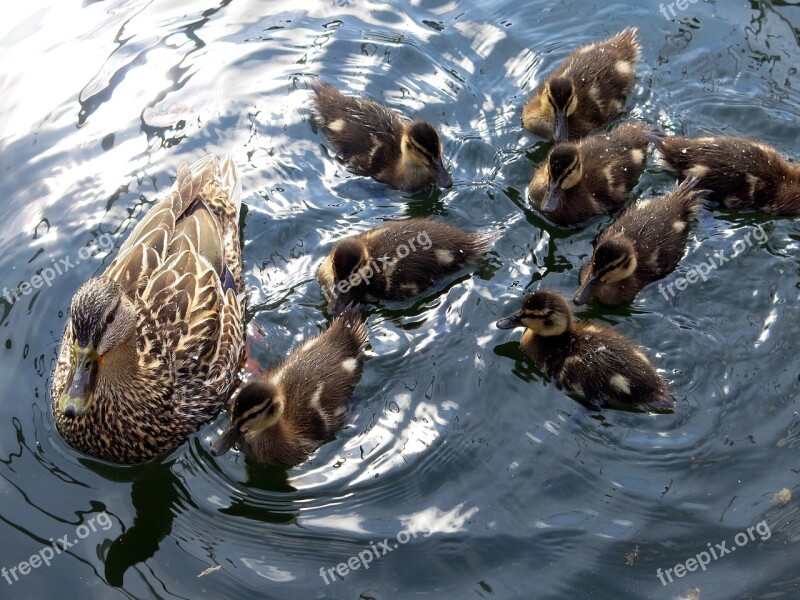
[317, 218, 501, 315]
[211, 310, 368, 466]
[51, 155, 245, 464]
[649, 130, 800, 215]
[496, 290, 674, 412]
[573, 176, 707, 306]
[528, 120, 650, 225]
[311, 81, 452, 192]
[522, 27, 640, 141]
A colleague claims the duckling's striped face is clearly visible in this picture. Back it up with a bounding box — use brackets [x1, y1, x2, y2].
[573, 237, 637, 305]
[232, 380, 285, 435]
[402, 121, 453, 188]
[496, 292, 572, 337]
[543, 145, 582, 212]
[544, 78, 578, 142]
[210, 380, 285, 456]
[59, 276, 137, 418]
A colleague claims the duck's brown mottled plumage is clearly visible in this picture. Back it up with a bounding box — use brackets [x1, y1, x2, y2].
[317, 218, 501, 315]
[573, 176, 708, 307]
[51, 155, 245, 464]
[522, 27, 640, 141]
[528, 120, 650, 225]
[311, 81, 452, 192]
[497, 291, 674, 412]
[649, 131, 800, 215]
[211, 310, 368, 467]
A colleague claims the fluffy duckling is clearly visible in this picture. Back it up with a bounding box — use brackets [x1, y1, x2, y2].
[649, 131, 800, 215]
[311, 81, 452, 192]
[528, 120, 650, 225]
[211, 310, 368, 467]
[573, 176, 708, 306]
[496, 291, 674, 412]
[318, 218, 501, 315]
[522, 27, 640, 141]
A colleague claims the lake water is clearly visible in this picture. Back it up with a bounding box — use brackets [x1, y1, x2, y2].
[1, 0, 799, 598]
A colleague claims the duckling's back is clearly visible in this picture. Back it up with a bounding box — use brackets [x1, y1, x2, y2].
[311, 81, 402, 174]
[651, 133, 800, 215]
[358, 219, 500, 300]
[606, 176, 706, 278]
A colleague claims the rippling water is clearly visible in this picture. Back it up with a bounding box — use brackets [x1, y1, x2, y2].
[2, 0, 799, 598]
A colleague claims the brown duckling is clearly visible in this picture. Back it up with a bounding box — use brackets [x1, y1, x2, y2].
[522, 27, 640, 141]
[496, 291, 674, 412]
[211, 310, 368, 467]
[317, 218, 501, 315]
[528, 120, 650, 225]
[573, 176, 708, 306]
[311, 81, 452, 192]
[649, 130, 800, 215]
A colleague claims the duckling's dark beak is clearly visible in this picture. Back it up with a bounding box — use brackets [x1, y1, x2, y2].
[573, 273, 601, 305]
[553, 110, 568, 142]
[433, 157, 453, 189]
[329, 293, 354, 318]
[496, 313, 524, 330]
[59, 342, 102, 418]
[543, 181, 560, 213]
[210, 423, 243, 456]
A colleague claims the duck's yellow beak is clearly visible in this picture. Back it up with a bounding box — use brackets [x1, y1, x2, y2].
[210, 423, 243, 456]
[59, 342, 102, 418]
[573, 273, 601, 305]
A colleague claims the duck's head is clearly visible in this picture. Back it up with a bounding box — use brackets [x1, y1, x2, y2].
[543, 144, 582, 212]
[326, 238, 371, 316]
[545, 77, 577, 141]
[496, 291, 572, 337]
[402, 120, 452, 189]
[573, 236, 637, 305]
[210, 380, 285, 456]
[58, 277, 137, 418]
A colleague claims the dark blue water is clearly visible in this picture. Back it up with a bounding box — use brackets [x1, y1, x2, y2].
[1, 1, 799, 598]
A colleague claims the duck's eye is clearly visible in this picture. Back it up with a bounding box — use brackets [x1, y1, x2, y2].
[106, 312, 115, 325]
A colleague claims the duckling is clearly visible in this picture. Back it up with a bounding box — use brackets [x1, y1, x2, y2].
[573, 176, 708, 306]
[522, 27, 640, 141]
[317, 218, 501, 315]
[496, 291, 674, 412]
[649, 130, 800, 215]
[311, 81, 452, 192]
[211, 310, 368, 467]
[528, 120, 650, 225]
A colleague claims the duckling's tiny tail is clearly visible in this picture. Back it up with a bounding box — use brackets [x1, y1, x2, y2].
[475, 228, 504, 253]
[335, 305, 369, 352]
[675, 175, 712, 207]
[645, 127, 668, 150]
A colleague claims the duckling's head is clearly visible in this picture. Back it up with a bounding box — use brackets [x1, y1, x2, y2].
[58, 276, 138, 419]
[402, 121, 453, 189]
[545, 77, 577, 141]
[327, 238, 371, 316]
[573, 237, 637, 305]
[210, 380, 285, 456]
[496, 291, 572, 337]
[543, 144, 582, 212]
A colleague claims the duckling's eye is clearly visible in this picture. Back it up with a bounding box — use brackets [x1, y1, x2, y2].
[106, 312, 115, 325]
